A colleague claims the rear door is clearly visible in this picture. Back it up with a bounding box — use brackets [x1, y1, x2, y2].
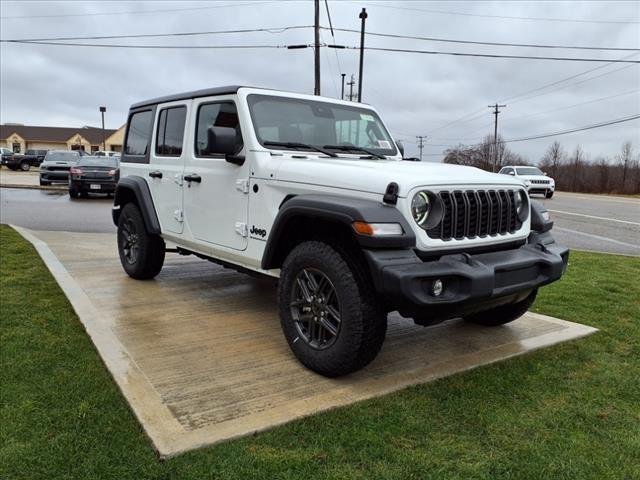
[182, 97, 249, 251]
[147, 102, 189, 234]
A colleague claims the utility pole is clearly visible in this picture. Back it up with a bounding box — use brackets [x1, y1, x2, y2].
[347, 74, 355, 101]
[314, 0, 320, 95]
[99, 106, 106, 151]
[341, 73, 346, 100]
[489, 103, 506, 172]
[416, 135, 427, 161]
[357, 8, 367, 103]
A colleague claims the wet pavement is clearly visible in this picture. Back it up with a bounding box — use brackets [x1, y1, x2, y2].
[1, 188, 638, 255]
[16, 227, 598, 457]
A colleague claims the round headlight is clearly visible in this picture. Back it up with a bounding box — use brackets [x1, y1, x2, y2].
[515, 190, 525, 215]
[411, 191, 430, 226]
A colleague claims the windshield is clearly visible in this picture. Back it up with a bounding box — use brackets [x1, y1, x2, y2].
[247, 94, 397, 157]
[516, 167, 544, 176]
[78, 156, 119, 167]
[44, 152, 79, 162]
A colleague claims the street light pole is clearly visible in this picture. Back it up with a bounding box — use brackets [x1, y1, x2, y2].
[314, 0, 321, 95]
[341, 73, 346, 100]
[99, 106, 106, 151]
[357, 8, 367, 103]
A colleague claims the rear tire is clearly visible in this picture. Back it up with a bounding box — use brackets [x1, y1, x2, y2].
[20, 162, 30, 172]
[117, 203, 165, 280]
[464, 289, 537, 326]
[278, 241, 387, 377]
[69, 186, 79, 199]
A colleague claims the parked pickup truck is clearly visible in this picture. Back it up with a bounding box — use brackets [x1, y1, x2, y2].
[1, 149, 48, 171]
[113, 86, 569, 377]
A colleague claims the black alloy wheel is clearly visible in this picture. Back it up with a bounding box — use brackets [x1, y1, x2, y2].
[290, 268, 341, 350]
[119, 217, 140, 265]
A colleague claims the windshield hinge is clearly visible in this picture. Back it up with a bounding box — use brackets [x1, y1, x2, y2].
[236, 179, 250, 194]
[235, 222, 248, 237]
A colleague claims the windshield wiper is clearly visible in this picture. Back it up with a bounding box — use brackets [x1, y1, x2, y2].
[263, 141, 338, 158]
[322, 144, 386, 160]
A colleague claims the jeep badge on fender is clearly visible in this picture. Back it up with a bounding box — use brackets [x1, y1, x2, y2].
[112, 86, 569, 377]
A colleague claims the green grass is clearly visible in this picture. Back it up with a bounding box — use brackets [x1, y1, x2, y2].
[1, 224, 639, 480]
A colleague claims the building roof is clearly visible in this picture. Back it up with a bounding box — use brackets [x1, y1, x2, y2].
[0, 124, 118, 144]
[130, 85, 245, 109]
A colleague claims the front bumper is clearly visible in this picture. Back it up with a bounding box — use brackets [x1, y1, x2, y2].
[526, 184, 554, 194]
[364, 231, 569, 320]
[40, 170, 70, 183]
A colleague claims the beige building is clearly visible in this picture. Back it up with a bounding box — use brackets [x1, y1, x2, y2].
[0, 124, 126, 153]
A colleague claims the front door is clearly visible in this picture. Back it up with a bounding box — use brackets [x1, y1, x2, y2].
[147, 102, 189, 234]
[183, 98, 249, 251]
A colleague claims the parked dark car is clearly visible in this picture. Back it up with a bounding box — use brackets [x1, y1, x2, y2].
[39, 150, 82, 185]
[1, 149, 48, 171]
[68, 155, 119, 198]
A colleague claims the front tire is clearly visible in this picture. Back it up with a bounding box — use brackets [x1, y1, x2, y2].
[464, 289, 537, 326]
[278, 241, 387, 377]
[545, 191, 554, 199]
[20, 162, 30, 171]
[117, 203, 165, 280]
[39, 179, 50, 186]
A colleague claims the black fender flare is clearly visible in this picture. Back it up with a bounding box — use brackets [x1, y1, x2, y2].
[112, 176, 161, 234]
[530, 200, 554, 233]
[261, 194, 415, 270]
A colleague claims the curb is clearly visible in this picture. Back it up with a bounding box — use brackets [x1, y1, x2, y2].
[0, 183, 66, 191]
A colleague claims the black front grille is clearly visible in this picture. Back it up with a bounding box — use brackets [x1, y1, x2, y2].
[427, 189, 522, 241]
[530, 179, 550, 185]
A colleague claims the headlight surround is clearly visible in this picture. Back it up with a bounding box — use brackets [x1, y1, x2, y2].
[515, 189, 529, 221]
[411, 191, 430, 226]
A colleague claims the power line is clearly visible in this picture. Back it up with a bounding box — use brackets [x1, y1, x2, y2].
[330, 27, 640, 52]
[503, 114, 640, 143]
[506, 90, 640, 122]
[357, 2, 640, 25]
[1, 40, 298, 49]
[0, 1, 277, 20]
[1, 26, 313, 43]
[354, 45, 640, 63]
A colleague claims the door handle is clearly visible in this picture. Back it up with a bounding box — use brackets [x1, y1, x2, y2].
[148, 170, 163, 179]
[184, 174, 202, 183]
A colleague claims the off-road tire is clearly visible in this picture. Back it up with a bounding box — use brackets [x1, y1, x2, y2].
[117, 203, 165, 280]
[278, 241, 387, 377]
[464, 289, 537, 326]
[69, 186, 79, 199]
[545, 191, 554, 199]
[20, 162, 30, 172]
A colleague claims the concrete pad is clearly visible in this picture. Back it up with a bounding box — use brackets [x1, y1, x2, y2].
[15, 227, 598, 458]
[0, 168, 65, 190]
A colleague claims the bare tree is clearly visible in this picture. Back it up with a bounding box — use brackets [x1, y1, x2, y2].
[444, 135, 523, 171]
[569, 145, 585, 192]
[616, 141, 634, 193]
[540, 141, 565, 178]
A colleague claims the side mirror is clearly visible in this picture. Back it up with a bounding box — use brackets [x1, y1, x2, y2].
[543, 172, 548, 176]
[509, 171, 515, 176]
[395, 140, 404, 158]
[207, 126, 245, 165]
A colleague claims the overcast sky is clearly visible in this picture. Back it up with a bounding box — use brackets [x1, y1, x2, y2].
[1, 0, 638, 161]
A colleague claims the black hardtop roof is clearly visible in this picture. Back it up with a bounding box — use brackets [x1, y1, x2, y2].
[130, 85, 247, 109]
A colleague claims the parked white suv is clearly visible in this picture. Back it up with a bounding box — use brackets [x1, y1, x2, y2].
[499, 166, 555, 198]
[113, 87, 568, 377]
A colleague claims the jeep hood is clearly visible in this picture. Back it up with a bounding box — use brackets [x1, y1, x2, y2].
[275, 157, 523, 197]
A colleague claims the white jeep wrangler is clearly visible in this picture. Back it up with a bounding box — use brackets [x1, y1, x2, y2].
[113, 86, 569, 377]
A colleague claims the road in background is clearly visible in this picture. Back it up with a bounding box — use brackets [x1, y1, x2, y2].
[540, 191, 639, 257]
[1, 188, 115, 233]
[1, 188, 638, 256]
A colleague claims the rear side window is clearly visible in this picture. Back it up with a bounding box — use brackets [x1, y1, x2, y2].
[195, 102, 242, 157]
[156, 106, 187, 156]
[125, 110, 153, 156]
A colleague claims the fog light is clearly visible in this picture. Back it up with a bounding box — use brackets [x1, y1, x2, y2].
[431, 279, 444, 297]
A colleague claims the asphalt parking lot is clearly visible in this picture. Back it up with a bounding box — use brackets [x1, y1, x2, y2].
[1, 187, 638, 255]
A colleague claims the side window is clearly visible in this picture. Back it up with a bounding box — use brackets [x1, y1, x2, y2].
[156, 106, 187, 156]
[125, 110, 153, 156]
[195, 102, 242, 157]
